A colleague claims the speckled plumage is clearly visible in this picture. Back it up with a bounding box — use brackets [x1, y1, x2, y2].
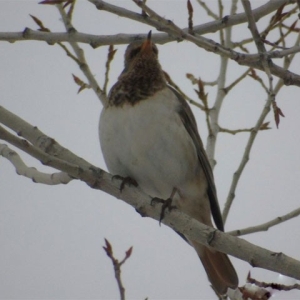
[108, 40, 166, 107]
[99, 33, 238, 295]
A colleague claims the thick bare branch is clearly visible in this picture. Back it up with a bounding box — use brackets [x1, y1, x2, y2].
[3, 29, 300, 61]
[2, 4, 300, 87]
[89, 0, 296, 37]
[0, 106, 93, 169]
[0, 143, 72, 185]
[0, 0, 285, 47]
[0, 125, 83, 179]
[2, 29, 300, 60]
[1, 106, 300, 281]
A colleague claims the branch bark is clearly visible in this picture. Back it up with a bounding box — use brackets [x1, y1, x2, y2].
[228, 207, 300, 236]
[0, 143, 72, 185]
[1, 1, 300, 88]
[1, 105, 300, 281]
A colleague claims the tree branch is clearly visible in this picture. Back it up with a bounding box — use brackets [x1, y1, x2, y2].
[0, 125, 83, 179]
[1, 106, 300, 281]
[223, 4, 300, 223]
[56, 4, 107, 105]
[3, 30, 299, 60]
[0, 143, 72, 185]
[228, 207, 300, 236]
[219, 123, 271, 135]
[1, 2, 300, 87]
[242, 0, 277, 125]
[0, 105, 93, 169]
[103, 239, 132, 300]
[206, 0, 238, 169]
[89, 0, 296, 37]
[196, 0, 218, 20]
[222, 96, 273, 223]
[247, 272, 300, 291]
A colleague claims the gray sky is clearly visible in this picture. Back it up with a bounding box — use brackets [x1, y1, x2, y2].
[1, 1, 300, 299]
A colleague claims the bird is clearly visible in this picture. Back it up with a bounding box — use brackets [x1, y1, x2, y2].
[99, 31, 238, 295]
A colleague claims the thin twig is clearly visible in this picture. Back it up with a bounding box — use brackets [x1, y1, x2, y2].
[228, 206, 300, 236]
[261, 5, 298, 41]
[219, 122, 271, 135]
[196, 0, 218, 20]
[57, 42, 81, 64]
[206, 0, 238, 169]
[232, 37, 253, 50]
[164, 71, 205, 111]
[187, 0, 194, 34]
[223, 0, 280, 223]
[223, 68, 251, 94]
[56, 4, 107, 105]
[72, 74, 91, 93]
[103, 239, 133, 300]
[103, 45, 117, 94]
[247, 272, 300, 291]
[192, 77, 212, 135]
[222, 32, 300, 222]
[246, 0, 286, 126]
[218, 0, 225, 45]
[248, 68, 269, 94]
[271, 20, 298, 49]
[186, 73, 218, 87]
[29, 13, 81, 63]
[243, 0, 282, 130]
[281, 22, 300, 31]
[67, 0, 76, 19]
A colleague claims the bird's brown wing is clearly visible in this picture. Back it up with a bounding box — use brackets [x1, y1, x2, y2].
[168, 86, 224, 232]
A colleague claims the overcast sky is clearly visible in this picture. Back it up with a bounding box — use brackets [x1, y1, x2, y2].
[1, 1, 300, 299]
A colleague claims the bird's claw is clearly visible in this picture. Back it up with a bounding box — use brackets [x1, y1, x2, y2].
[112, 175, 138, 192]
[151, 197, 176, 225]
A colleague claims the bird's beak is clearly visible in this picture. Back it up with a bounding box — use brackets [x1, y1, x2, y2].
[141, 31, 152, 53]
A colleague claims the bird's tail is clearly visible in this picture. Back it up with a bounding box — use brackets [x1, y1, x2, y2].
[192, 241, 239, 295]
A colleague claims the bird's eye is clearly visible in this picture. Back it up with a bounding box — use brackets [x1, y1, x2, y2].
[129, 47, 142, 59]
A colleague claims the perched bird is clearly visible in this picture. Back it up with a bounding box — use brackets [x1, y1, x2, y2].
[99, 32, 238, 294]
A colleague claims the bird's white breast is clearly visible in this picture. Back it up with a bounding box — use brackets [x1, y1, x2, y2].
[99, 88, 198, 198]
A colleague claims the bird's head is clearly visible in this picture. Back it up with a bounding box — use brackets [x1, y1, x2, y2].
[124, 31, 159, 70]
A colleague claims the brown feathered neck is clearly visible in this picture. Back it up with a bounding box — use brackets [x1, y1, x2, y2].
[108, 40, 167, 107]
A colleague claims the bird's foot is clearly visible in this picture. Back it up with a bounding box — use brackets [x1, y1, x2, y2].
[112, 175, 138, 192]
[151, 197, 177, 225]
